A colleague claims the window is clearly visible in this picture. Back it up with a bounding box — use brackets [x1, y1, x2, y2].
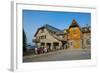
[70, 42, 73, 45]
[85, 28, 87, 31]
[86, 39, 90, 45]
[40, 35, 46, 39]
[89, 27, 91, 31]
[45, 35, 46, 39]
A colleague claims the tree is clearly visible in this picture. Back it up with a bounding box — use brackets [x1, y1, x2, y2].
[23, 29, 27, 52]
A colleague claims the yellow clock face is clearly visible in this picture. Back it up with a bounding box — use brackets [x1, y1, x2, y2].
[69, 27, 81, 39]
[72, 28, 77, 34]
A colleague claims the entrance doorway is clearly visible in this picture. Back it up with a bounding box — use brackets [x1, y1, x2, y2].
[46, 43, 51, 51]
[53, 42, 59, 50]
[41, 43, 45, 48]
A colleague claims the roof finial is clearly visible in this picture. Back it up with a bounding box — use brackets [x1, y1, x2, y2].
[69, 19, 80, 28]
[72, 19, 77, 24]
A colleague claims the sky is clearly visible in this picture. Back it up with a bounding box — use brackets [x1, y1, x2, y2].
[23, 10, 91, 45]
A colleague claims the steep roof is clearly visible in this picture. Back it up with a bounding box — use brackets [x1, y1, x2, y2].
[68, 19, 82, 33]
[45, 24, 63, 33]
[34, 24, 63, 36]
[82, 26, 91, 33]
[69, 19, 81, 28]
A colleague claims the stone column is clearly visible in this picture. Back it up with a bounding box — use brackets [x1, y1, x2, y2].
[50, 43, 53, 51]
[45, 42, 47, 48]
[59, 42, 62, 49]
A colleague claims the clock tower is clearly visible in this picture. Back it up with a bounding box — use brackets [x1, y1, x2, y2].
[68, 19, 82, 49]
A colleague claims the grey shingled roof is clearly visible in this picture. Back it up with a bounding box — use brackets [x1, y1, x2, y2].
[81, 26, 91, 33]
[34, 24, 63, 36]
[44, 24, 63, 33]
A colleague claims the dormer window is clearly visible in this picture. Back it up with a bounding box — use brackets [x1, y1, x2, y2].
[85, 28, 87, 31]
[89, 27, 91, 31]
[64, 29, 67, 33]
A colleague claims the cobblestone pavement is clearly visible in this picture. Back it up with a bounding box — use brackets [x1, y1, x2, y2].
[23, 49, 91, 62]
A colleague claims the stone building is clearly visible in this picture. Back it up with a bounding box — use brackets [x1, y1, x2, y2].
[65, 19, 83, 49]
[64, 19, 91, 49]
[82, 26, 91, 49]
[33, 19, 91, 50]
[33, 24, 66, 51]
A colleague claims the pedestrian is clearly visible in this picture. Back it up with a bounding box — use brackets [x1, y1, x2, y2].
[35, 47, 37, 54]
[44, 47, 47, 53]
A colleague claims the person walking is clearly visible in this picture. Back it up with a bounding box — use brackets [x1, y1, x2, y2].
[35, 47, 38, 54]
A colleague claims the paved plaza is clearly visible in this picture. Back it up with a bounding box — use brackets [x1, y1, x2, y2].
[23, 49, 91, 62]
